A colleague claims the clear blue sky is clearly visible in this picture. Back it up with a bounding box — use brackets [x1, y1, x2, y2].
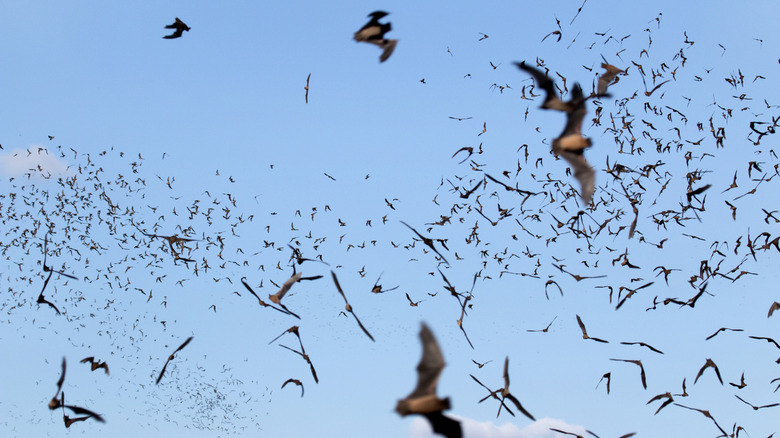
[2, 1, 780, 437]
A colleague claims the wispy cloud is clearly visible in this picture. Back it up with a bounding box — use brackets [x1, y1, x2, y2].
[409, 416, 588, 438]
[0, 147, 70, 178]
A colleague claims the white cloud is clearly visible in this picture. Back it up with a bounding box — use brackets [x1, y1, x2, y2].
[409, 416, 588, 438]
[0, 147, 70, 178]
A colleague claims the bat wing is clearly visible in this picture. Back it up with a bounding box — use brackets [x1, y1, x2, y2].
[575, 315, 587, 336]
[349, 310, 375, 342]
[409, 323, 445, 399]
[423, 411, 462, 438]
[559, 150, 595, 205]
[64, 405, 105, 422]
[156, 360, 169, 384]
[504, 393, 535, 421]
[515, 62, 564, 110]
[379, 39, 398, 63]
[174, 336, 193, 354]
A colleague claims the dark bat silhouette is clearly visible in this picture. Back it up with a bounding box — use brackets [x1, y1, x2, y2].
[163, 17, 190, 39]
[768, 301, 780, 318]
[694, 358, 723, 385]
[673, 403, 728, 436]
[353, 11, 398, 62]
[268, 325, 303, 346]
[42, 234, 78, 280]
[304, 73, 311, 104]
[470, 374, 515, 416]
[282, 378, 304, 397]
[610, 358, 647, 389]
[59, 391, 105, 423]
[596, 372, 611, 394]
[647, 392, 674, 415]
[735, 394, 779, 410]
[516, 62, 596, 204]
[371, 272, 399, 293]
[396, 323, 461, 438]
[37, 271, 60, 315]
[497, 357, 535, 421]
[80, 357, 109, 375]
[401, 221, 450, 265]
[279, 343, 318, 384]
[748, 335, 780, 349]
[620, 341, 664, 355]
[527, 316, 557, 333]
[156, 336, 193, 384]
[331, 271, 374, 341]
[48, 357, 66, 409]
[576, 314, 608, 343]
[597, 63, 624, 96]
[63, 414, 90, 428]
[704, 327, 743, 340]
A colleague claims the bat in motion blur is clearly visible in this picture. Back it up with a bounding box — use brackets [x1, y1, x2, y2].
[156, 336, 193, 384]
[396, 323, 462, 438]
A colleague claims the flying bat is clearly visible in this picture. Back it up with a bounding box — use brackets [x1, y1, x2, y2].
[396, 323, 461, 438]
[353, 11, 398, 62]
[163, 17, 190, 39]
[80, 357, 109, 375]
[331, 271, 374, 341]
[156, 336, 193, 384]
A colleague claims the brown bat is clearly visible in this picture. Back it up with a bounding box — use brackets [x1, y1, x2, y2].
[748, 335, 780, 349]
[620, 341, 664, 354]
[163, 17, 190, 39]
[527, 316, 557, 333]
[140, 230, 200, 261]
[268, 325, 303, 346]
[396, 323, 462, 438]
[597, 63, 625, 96]
[59, 391, 105, 423]
[673, 403, 728, 436]
[647, 392, 674, 415]
[610, 358, 647, 389]
[735, 394, 780, 410]
[48, 357, 66, 410]
[269, 270, 322, 314]
[156, 336, 193, 384]
[63, 414, 91, 428]
[80, 357, 109, 375]
[470, 374, 515, 416]
[304, 73, 311, 104]
[704, 327, 743, 340]
[331, 271, 375, 341]
[282, 378, 304, 397]
[596, 372, 611, 394]
[642, 76, 670, 97]
[279, 344, 319, 384]
[471, 359, 493, 369]
[241, 277, 300, 319]
[371, 272, 399, 293]
[496, 357, 535, 421]
[694, 358, 723, 385]
[729, 372, 746, 389]
[576, 314, 609, 343]
[401, 221, 449, 265]
[516, 62, 596, 204]
[769, 301, 780, 318]
[353, 11, 398, 63]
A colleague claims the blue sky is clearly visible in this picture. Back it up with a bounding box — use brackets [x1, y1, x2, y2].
[2, 1, 780, 437]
